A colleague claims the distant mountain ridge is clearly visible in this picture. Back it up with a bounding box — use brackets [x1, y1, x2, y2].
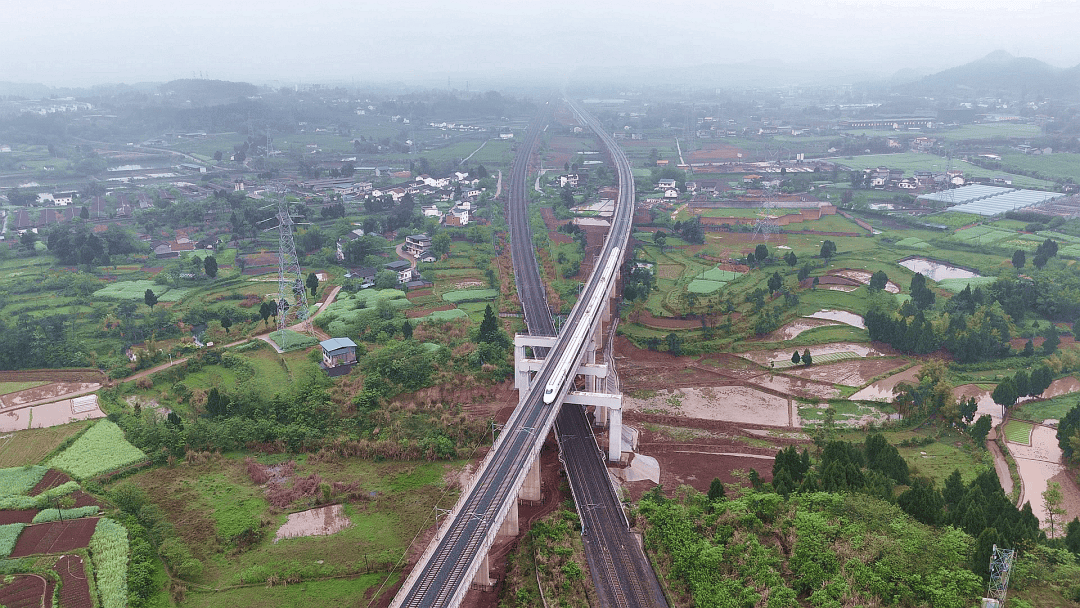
[907, 50, 1080, 97]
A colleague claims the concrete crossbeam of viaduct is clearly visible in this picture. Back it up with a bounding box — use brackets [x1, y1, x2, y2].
[390, 99, 636, 608]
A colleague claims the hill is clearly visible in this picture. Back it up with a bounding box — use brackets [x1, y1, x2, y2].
[908, 50, 1080, 97]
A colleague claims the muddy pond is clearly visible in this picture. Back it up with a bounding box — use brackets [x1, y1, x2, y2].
[898, 257, 980, 281]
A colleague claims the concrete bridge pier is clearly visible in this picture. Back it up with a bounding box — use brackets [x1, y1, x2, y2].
[470, 452, 542, 588]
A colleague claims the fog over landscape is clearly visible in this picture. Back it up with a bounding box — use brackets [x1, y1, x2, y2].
[4, 0, 1080, 88]
[5, 1, 1080, 607]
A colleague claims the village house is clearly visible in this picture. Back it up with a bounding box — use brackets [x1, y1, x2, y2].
[404, 233, 431, 257]
[336, 228, 365, 260]
[319, 337, 358, 377]
[385, 260, 414, 284]
[345, 266, 377, 288]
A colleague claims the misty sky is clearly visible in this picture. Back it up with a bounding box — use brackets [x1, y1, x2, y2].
[4, 0, 1080, 87]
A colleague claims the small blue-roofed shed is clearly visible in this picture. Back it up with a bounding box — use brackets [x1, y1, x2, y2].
[320, 337, 358, 369]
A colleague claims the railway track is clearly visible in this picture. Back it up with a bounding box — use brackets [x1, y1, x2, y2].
[393, 97, 665, 608]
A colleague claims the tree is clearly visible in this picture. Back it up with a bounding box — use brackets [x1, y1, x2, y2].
[798, 263, 812, 281]
[707, 477, 725, 502]
[306, 272, 319, 297]
[801, 349, 812, 366]
[1013, 370, 1030, 399]
[653, 231, 667, 250]
[959, 396, 978, 424]
[666, 332, 683, 357]
[897, 477, 944, 525]
[970, 415, 992, 444]
[1066, 517, 1080, 555]
[402, 319, 413, 339]
[791, 351, 801, 364]
[991, 377, 1018, 417]
[19, 230, 38, 253]
[819, 240, 837, 259]
[479, 304, 500, 344]
[755, 244, 769, 262]
[1042, 324, 1060, 355]
[432, 232, 451, 257]
[1012, 249, 1026, 269]
[203, 255, 218, 278]
[811, 276, 819, 290]
[144, 289, 158, 311]
[768, 271, 782, 293]
[869, 270, 889, 291]
[1029, 365, 1053, 397]
[1057, 404, 1080, 461]
[214, 150, 223, 162]
[375, 270, 398, 290]
[259, 301, 275, 327]
[1023, 339, 1035, 357]
[784, 251, 797, 267]
[1043, 481, 1066, 537]
[910, 272, 936, 310]
[79, 206, 90, 220]
[220, 315, 232, 334]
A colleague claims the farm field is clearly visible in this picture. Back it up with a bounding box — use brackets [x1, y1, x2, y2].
[119, 454, 464, 593]
[46, 420, 148, 480]
[0, 421, 92, 468]
[1000, 152, 1080, 183]
[828, 152, 1054, 188]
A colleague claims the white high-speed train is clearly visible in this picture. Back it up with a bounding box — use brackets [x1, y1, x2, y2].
[542, 247, 621, 405]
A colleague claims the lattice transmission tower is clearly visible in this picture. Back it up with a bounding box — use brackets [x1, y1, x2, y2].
[752, 199, 780, 242]
[982, 544, 1015, 608]
[270, 186, 312, 350]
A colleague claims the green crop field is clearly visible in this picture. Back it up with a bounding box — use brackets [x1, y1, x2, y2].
[1003, 420, 1033, 445]
[687, 279, 725, 294]
[441, 288, 499, 303]
[268, 330, 318, 351]
[0, 465, 49, 495]
[94, 280, 191, 302]
[936, 277, 999, 293]
[416, 308, 468, 322]
[0, 381, 48, 395]
[1000, 152, 1080, 183]
[47, 420, 148, 479]
[894, 237, 930, 249]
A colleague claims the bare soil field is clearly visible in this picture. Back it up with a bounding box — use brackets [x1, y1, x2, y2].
[274, 504, 352, 542]
[0, 573, 54, 608]
[686, 143, 746, 162]
[0, 370, 105, 385]
[782, 358, 910, 387]
[10, 518, 99, 557]
[0, 509, 37, 524]
[833, 269, 901, 293]
[747, 374, 840, 400]
[739, 342, 896, 367]
[623, 386, 794, 427]
[55, 554, 92, 608]
[761, 318, 838, 341]
[0, 383, 101, 408]
[0, 398, 106, 433]
[1008, 424, 1080, 536]
[847, 365, 923, 402]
